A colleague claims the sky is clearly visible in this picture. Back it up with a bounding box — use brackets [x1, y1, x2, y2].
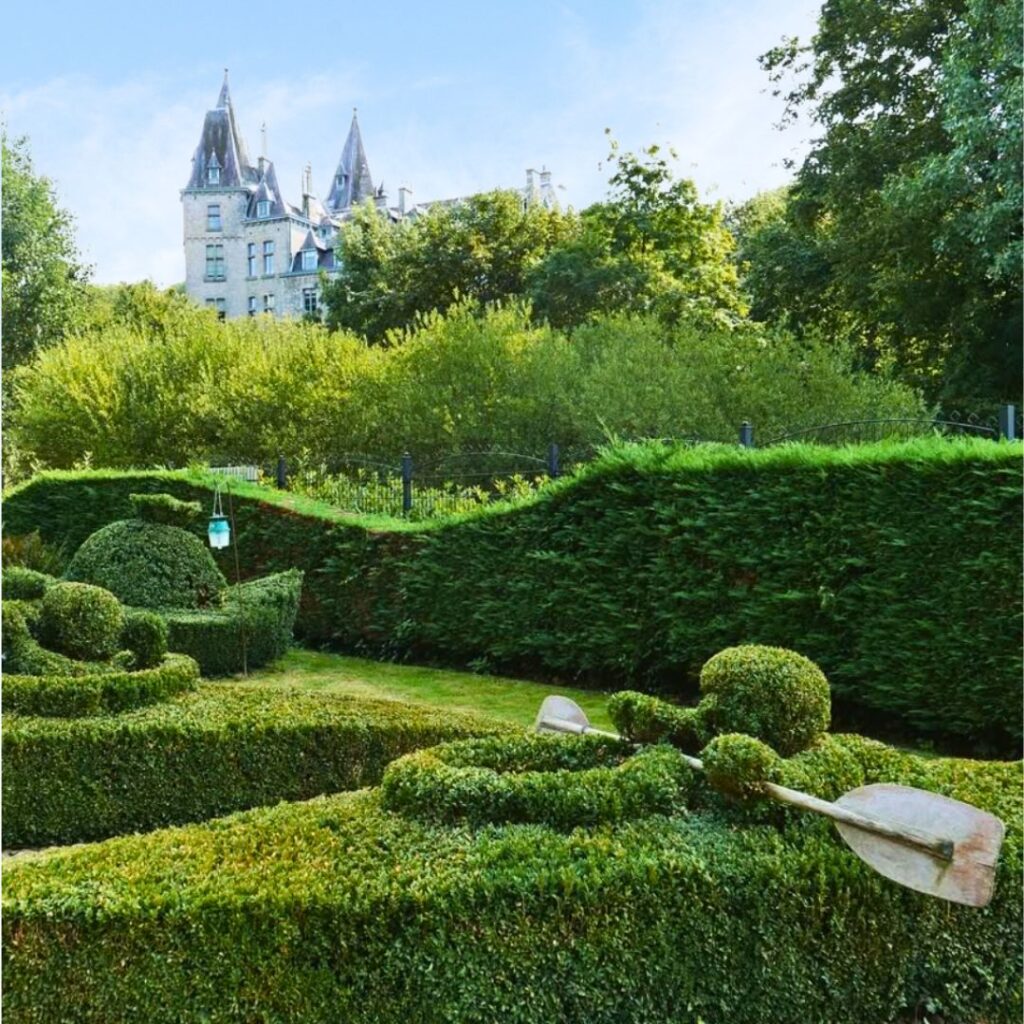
[1, 0, 819, 287]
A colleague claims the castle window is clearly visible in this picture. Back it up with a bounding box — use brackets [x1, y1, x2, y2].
[205, 297, 226, 320]
[247, 243, 256, 277]
[207, 165, 220, 185]
[263, 240, 274, 275]
[248, 296, 257, 317]
[263, 293, 275, 313]
[301, 249, 317, 272]
[257, 199, 271, 219]
[207, 204, 222, 231]
[302, 287, 319, 316]
[205, 244, 225, 280]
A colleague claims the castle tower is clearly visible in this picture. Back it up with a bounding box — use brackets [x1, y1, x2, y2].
[181, 70, 259, 319]
[326, 110, 376, 215]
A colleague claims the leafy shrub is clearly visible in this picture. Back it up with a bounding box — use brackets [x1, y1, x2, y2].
[37, 582, 124, 662]
[1, 567, 55, 600]
[701, 733, 782, 797]
[64, 519, 225, 609]
[3, 739, 1019, 1023]
[2, 653, 199, 718]
[380, 733, 690, 828]
[698, 645, 831, 756]
[162, 570, 302, 675]
[1, 688, 511, 847]
[128, 492, 201, 527]
[1, 531, 66, 575]
[607, 689, 707, 749]
[119, 609, 168, 669]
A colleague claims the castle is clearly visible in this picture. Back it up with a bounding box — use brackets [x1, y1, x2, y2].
[182, 72, 558, 321]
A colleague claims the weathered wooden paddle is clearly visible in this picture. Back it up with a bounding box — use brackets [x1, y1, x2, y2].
[533, 696, 1005, 908]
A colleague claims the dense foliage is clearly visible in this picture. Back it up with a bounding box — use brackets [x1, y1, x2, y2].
[752, 0, 1022, 405]
[7, 300, 924, 474]
[37, 582, 124, 662]
[119, 609, 169, 669]
[4, 733, 1019, 1023]
[4, 438, 1019, 749]
[1, 688, 510, 847]
[64, 518, 226, 609]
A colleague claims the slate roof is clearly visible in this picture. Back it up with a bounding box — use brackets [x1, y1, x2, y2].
[326, 111, 375, 212]
[185, 72, 258, 190]
[246, 161, 287, 219]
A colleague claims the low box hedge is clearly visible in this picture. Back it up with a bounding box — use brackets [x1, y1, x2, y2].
[162, 570, 303, 676]
[1, 687, 510, 848]
[3, 736, 1020, 1024]
[2, 653, 200, 719]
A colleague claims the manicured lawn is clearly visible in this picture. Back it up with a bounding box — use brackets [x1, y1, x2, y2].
[235, 648, 615, 730]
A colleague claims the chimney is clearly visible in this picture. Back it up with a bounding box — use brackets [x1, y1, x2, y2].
[398, 185, 413, 216]
[302, 164, 313, 219]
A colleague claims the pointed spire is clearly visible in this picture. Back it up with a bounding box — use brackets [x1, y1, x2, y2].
[185, 71, 257, 190]
[217, 68, 230, 109]
[326, 109, 375, 213]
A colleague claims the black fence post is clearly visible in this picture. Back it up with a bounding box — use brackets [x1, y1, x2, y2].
[401, 452, 413, 514]
[276, 455, 288, 489]
[998, 404, 1016, 441]
[739, 421, 755, 448]
[547, 442, 560, 479]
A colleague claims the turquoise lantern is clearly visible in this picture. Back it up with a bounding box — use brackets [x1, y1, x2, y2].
[208, 486, 231, 550]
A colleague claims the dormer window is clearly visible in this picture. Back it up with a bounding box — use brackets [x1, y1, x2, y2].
[301, 249, 317, 272]
[257, 199, 271, 219]
[207, 166, 220, 184]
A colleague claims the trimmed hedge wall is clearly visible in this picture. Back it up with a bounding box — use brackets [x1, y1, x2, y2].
[3, 738, 1020, 1023]
[1, 687, 510, 848]
[4, 438, 1021, 746]
[2, 653, 199, 719]
[162, 570, 303, 676]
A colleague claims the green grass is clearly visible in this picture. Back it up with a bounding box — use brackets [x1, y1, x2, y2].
[236, 648, 615, 730]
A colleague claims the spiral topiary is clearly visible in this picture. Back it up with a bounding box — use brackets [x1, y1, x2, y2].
[64, 520, 226, 610]
[38, 582, 125, 662]
[698, 645, 831, 757]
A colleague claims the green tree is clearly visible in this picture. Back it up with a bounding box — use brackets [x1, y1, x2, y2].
[529, 136, 745, 329]
[322, 190, 575, 343]
[760, 0, 1022, 403]
[1, 132, 90, 368]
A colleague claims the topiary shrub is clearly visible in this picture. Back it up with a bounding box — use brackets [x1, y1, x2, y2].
[128, 492, 202, 528]
[120, 609, 168, 669]
[607, 690, 707, 750]
[698, 645, 830, 757]
[2, 567, 55, 600]
[701, 733, 783, 798]
[37, 582, 124, 662]
[64, 519, 226, 609]
[381, 733, 691, 829]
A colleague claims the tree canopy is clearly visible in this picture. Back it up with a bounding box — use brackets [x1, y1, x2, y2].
[1, 133, 91, 368]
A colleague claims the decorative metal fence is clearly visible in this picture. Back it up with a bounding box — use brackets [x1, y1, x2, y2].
[210, 404, 1018, 519]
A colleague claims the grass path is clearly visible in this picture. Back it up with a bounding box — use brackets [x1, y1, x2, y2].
[234, 648, 615, 730]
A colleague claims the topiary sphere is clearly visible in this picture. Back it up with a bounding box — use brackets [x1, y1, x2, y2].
[64, 520, 226, 610]
[38, 582, 125, 662]
[120, 609, 169, 669]
[699, 645, 831, 757]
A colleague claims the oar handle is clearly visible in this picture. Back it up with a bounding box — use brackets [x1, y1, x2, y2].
[763, 782, 955, 861]
[537, 716, 954, 861]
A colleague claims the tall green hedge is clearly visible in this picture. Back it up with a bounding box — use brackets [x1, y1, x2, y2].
[1, 687, 510, 848]
[3, 739, 1020, 1024]
[4, 437, 1020, 747]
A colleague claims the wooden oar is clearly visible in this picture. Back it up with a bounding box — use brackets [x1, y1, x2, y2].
[532, 696, 1005, 908]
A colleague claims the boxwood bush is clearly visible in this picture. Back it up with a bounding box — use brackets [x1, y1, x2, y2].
[4, 438, 1021, 747]
[3, 737, 1019, 1024]
[2, 653, 199, 720]
[1, 687, 511, 848]
[1, 567, 55, 600]
[37, 582, 125, 662]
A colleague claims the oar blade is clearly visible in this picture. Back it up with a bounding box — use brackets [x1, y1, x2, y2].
[834, 784, 1004, 908]
[533, 695, 591, 734]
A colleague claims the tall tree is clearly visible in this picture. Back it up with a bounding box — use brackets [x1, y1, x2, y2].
[529, 136, 745, 329]
[2, 132, 90, 368]
[760, 0, 1022, 403]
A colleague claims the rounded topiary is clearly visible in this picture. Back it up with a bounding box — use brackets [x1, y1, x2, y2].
[699, 645, 830, 757]
[129, 492, 202, 528]
[701, 733, 782, 798]
[120, 609, 169, 669]
[38, 582, 125, 662]
[381, 733, 691, 829]
[3, 567, 56, 601]
[64, 520, 226, 610]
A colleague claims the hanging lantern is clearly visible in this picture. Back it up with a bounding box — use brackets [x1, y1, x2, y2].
[208, 486, 231, 549]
